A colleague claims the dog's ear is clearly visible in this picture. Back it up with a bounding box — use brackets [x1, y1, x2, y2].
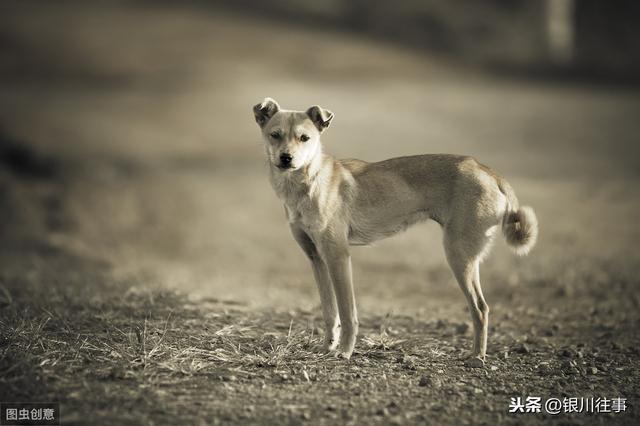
[306, 105, 334, 132]
[253, 97, 280, 128]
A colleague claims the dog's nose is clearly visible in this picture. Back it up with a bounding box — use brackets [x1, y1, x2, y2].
[280, 153, 293, 167]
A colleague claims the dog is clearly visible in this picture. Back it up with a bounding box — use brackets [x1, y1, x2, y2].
[253, 97, 538, 366]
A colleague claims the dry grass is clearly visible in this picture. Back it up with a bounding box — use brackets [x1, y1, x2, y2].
[1, 255, 639, 425]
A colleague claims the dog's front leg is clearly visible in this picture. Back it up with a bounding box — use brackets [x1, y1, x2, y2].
[318, 234, 358, 359]
[290, 226, 340, 351]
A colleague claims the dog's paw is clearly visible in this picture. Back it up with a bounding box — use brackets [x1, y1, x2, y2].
[334, 350, 353, 360]
[323, 337, 339, 353]
[464, 355, 485, 368]
[334, 340, 355, 360]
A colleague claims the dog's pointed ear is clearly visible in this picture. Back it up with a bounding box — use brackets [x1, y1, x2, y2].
[253, 97, 280, 128]
[306, 105, 334, 132]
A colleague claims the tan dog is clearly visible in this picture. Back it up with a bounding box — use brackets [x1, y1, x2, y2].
[253, 98, 538, 365]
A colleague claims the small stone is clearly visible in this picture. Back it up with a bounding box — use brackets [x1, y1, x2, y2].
[562, 360, 578, 374]
[400, 355, 418, 371]
[301, 412, 311, 420]
[589, 367, 598, 375]
[537, 363, 552, 374]
[418, 375, 442, 388]
[558, 348, 575, 358]
[376, 408, 389, 417]
[490, 365, 498, 371]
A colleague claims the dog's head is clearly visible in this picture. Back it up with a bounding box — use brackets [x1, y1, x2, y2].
[253, 97, 333, 171]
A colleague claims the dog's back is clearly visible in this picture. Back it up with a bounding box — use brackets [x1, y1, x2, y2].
[342, 154, 505, 244]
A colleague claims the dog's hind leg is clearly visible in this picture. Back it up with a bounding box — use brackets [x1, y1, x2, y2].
[290, 226, 340, 351]
[443, 225, 493, 366]
[472, 262, 489, 358]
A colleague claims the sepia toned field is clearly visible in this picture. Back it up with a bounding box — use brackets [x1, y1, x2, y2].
[1, 2, 639, 424]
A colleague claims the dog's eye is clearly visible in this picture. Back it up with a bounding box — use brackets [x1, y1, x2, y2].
[270, 131, 281, 139]
[300, 134, 310, 142]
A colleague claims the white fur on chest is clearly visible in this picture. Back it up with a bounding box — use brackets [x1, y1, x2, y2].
[283, 197, 326, 232]
[271, 173, 329, 233]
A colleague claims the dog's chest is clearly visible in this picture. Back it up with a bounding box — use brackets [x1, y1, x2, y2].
[283, 196, 326, 232]
[270, 165, 342, 234]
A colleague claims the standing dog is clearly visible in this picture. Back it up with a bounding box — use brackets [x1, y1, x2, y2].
[253, 98, 538, 365]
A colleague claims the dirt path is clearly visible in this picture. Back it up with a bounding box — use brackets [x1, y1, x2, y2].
[1, 2, 639, 424]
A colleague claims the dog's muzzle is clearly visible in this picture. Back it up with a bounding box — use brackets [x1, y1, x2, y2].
[278, 153, 293, 169]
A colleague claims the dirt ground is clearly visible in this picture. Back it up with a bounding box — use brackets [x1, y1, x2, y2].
[1, 2, 639, 425]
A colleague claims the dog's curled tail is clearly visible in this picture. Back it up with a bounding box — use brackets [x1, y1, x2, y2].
[503, 206, 538, 256]
[498, 179, 538, 256]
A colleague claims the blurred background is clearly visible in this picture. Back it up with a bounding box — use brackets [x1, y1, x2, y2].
[1, 0, 639, 317]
